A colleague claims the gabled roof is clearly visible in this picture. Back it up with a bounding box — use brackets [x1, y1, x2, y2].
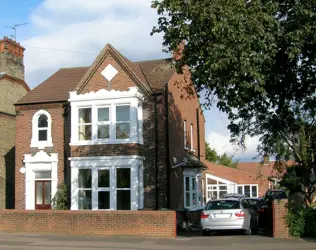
[16, 44, 176, 105]
[16, 67, 89, 105]
[0, 73, 30, 92]
[76, 44, 151, 95]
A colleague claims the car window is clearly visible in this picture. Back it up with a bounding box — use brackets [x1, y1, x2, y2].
[205, 200, 240, 210]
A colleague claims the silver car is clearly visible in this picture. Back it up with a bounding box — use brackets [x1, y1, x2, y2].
[200, 198, 258, 236]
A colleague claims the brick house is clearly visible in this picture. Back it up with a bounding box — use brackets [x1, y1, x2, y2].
[0, 37, 29, 209]
[15, 44, 207, 211]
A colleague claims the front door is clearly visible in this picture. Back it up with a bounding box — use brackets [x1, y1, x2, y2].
[35, 181, 51, 209]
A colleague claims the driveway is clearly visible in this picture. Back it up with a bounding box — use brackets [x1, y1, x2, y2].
[0, 232, 314, 250]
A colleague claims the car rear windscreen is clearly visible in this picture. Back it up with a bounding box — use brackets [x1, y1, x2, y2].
[205, 200, 240, 210]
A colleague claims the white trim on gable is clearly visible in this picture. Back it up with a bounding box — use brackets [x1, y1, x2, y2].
[30, 110, 53, 149]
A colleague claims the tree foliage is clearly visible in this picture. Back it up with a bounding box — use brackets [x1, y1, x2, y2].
[205, 142, 238, 168]
[52, 183, 68, 210]
[152, 0, 316, 206]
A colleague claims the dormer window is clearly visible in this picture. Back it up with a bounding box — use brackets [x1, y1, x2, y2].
[31, 110, 53, 148]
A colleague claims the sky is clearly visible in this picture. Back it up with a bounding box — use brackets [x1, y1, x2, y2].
[0, 0, 260, 162]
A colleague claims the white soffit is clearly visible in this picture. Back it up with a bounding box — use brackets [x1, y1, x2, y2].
[101, 64, 118, 81]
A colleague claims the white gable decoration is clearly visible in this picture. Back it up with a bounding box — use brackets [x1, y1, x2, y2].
[101, 64, 118, 82]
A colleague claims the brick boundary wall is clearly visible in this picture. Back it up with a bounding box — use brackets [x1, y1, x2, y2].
[0, 210, 176, 238]
[273, 199, 289, 239]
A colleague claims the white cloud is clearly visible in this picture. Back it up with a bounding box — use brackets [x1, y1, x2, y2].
[206, 131, 260, 161]
[22, 0, 166, 88]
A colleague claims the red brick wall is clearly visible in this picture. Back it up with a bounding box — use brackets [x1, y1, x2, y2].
[15, 103, 66, 209]
[273, 199, 289, 239]
[168, 69, 206, 209]
[79, 53, 136, 94]
[0, 210, 176, 238]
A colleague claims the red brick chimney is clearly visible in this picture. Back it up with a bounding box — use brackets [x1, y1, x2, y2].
[0, 36, 25, 80]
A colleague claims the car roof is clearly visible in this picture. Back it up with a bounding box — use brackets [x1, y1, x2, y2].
[209, 198, 241, 202]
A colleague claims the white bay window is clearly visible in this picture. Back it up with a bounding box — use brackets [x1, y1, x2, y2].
[69, 87, 143, 145]
[70, 156, 144, 210]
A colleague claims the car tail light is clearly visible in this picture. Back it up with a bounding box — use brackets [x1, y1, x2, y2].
[200, 212, 209, 219]
[235, 211, 246, 218]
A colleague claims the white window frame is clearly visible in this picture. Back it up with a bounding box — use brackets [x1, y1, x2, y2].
[96, 106, 110, 140]
[78, 107, 92, 142]
[236, 184, 259, 198]
[97, 167, 111, 210]
[70, 156, 144, 210]
[78, 169, 93, 210]
[115, 105, 131, 140]
[69, 87, 143, 145]
[183, 171, 202, 209]
[190, 124, 195, 152]
[30, 110, 53, 149]
[184, 120, 188, 150]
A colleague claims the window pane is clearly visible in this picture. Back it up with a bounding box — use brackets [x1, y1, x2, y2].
[38, 115, 48, 128]
[185, 177, 190, 192]
[186, 192, 190, 207]
[207, 178, 217, 185]
[116, 123, 130, 139]
[244, 186, 251, 197]
[116, 106, 130, 122]
[98, 108, 109, 122]
[36, 182, 43, 204]
[35, 171, 51, 179]
[44, 182, 51, 204]
[117, 168, 130, 188]
[78, 169, 92, 188]
[38, 130, 47, 141]
[205, 200, 240, 210]
[78, 190, 92, 210]
[219, 186, 227, 190]
[98, 191, 110, 209]
[252, 186, 257, 197]
[79, 108, 91, 124]
[219, 191, 227, 198]
[192, 178, 196, 191]
[117, 190, 130, 210]
[98, 125, 110, 139]
[78, 125, 91, 141]
[192, 192, 196, 206]
[237, 186, 243, 194]
[98, 170, 110, 188]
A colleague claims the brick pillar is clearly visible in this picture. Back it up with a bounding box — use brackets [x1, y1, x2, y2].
[273, 199, 289, 238]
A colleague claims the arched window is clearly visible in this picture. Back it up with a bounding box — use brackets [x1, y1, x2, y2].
[38, 115, 48, 141]
[31, 110, 53, 148]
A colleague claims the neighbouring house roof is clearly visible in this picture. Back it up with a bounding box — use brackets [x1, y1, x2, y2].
[203, 160, 264, 184]
[0, 73, 30, 92]
[16, 67, 89, 105]
[237, 161, 295, 178]
[16, 44, 175, 105]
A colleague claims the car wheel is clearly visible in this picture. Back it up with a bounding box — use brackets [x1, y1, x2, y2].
[245, 228, 252, 235]
[202, 230, 210, 236]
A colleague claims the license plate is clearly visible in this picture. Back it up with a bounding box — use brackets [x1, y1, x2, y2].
[215, 214, 231, 219]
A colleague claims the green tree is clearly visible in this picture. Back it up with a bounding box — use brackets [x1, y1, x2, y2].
[205, 142, 238, 168]
[52, 183, 68, 210]
[217, 153, 239, 168]
[205, 142, 217, 162]
[152, 0, 316, 206]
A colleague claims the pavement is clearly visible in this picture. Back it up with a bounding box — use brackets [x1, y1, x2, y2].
[0, 232, 315, 250]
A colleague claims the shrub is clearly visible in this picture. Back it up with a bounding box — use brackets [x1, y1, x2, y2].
[286, 208, 316, 238]
[52, 183, 68, 210]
